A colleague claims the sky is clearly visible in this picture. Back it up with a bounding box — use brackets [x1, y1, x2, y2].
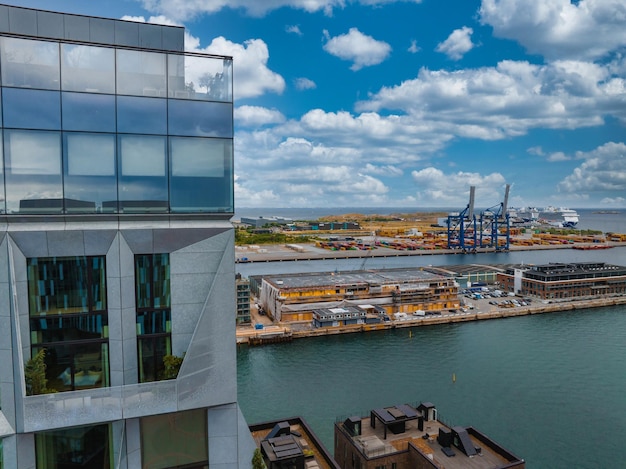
[4, 0, 626, 209]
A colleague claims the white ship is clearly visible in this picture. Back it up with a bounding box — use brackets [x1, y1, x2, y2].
[507, 206, 579, 227]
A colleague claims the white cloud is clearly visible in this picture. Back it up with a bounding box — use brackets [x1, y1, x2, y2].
[141, 0, 423, 20]
[479, 0, 626, 61]
[600, 196, 626, 205]
[546, 151, 569, 162]
[323, 28, 392, 71]
[286, 25, 303, 35]
[408, 39, 420, 53]
[120, 14, 182, 26]
[558, 141, 626, 193]
[235, 106, 286, 126]
[363, 163, 404, 177]
[357, 59, 626, 138]
[294, 77, 317, 90]
[436, 26, 475, 60]
[193, 36, 285, 99]
[411, 168, 507, 205]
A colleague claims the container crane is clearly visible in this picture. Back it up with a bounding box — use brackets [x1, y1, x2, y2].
[479, 184, 510, 252]
[447, 186, 477, 252]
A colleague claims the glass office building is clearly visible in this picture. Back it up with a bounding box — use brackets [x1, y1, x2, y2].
[0, 5, 253, 468]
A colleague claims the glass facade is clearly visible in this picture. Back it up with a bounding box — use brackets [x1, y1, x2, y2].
[27, 257, 109, 392]
[35, 424, 112, 469]
[141, 409, 208, 469]
[136, 254, 172, 382]
[0, 36, 233, 215]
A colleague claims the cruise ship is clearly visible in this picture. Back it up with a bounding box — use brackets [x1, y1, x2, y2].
[507, 206, 579, 227]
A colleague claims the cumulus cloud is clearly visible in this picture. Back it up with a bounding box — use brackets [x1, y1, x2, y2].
[600, 196, 626, 205]
[436, 26, 475, 60]
[357, 59, 626, 138]
[411, 168, 507, 205]
[479, 0, 626, 61]
[294, 77, 317, 90]
[195, 36, 285, 99]
[558, 142, 626, 193]
[323, 28, 392, 70]
[140, 0, 423, 20]
[120, 14, 182, 26]
[235, 106, 286, 127]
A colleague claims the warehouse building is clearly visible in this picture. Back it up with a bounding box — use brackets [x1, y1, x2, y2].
[259, 268, 459, 323]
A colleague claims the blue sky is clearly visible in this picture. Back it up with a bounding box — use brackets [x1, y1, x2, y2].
[5, 0, 626, 209]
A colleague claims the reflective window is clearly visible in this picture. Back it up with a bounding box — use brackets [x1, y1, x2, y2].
[0, 37, 60, 90]
[61, 92, 116, 132]
[136, 254, 171, 383]
[118, 135, 168, 212]
[170, 137, 233, 212]
[141, 409, 208, 469]
[28, 256, 109, 392]
[168, 100, 232, 137]
[117, 96, 167, 135]
[2, 88, 61, 130]
[63, 133, 117, 213]
[3, 130, 62, 214]
[61, 44, 115, 93]
[168, 53, 232, 102]
[35, 424, 112, 469]
[0, 136, 4, 214]
[116, 49, 166, 97]
[27, 256, 106, 316]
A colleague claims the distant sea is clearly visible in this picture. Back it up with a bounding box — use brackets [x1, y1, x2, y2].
[234, 207, 626, 234]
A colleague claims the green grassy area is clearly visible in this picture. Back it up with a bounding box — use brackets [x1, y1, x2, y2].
[235, 227, 317, 245]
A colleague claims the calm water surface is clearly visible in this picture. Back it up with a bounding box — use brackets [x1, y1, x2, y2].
[238, 305, 626, 468]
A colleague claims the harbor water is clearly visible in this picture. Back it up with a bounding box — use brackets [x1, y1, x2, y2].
[236, 211, 626, 468]
[237, 305, 626, 468]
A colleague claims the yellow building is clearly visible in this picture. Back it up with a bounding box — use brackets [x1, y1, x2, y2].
[259, 268, 459, 323]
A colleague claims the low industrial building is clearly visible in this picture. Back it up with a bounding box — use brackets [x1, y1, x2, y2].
[497, 262, 626, 300]
[259, 268, 459, 323]
[334, 402, 525, 469]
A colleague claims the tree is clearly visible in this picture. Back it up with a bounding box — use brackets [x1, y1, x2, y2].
[252, 448, 266, 469]
[25, 349, 55, 395]
[162, 354, 184, 380]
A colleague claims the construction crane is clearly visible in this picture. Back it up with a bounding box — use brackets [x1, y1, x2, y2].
[447, 186, 477, 253]
[478, 184, 511, 252]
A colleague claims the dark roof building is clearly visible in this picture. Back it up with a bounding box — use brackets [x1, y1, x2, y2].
[497, 262, 626, 300]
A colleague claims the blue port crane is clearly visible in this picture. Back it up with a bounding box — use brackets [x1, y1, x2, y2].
[447, 186, 477, 252]
[479, 184, 511, 252]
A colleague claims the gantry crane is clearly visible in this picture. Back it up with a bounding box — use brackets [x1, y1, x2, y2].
[478, 184, 511, 252]
[447, 186, 477, 252]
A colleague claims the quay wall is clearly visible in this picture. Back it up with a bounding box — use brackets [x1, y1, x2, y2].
[237, 296, 626, 344]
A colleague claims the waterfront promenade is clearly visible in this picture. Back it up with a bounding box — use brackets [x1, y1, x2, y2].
[236, 294, 626, 344]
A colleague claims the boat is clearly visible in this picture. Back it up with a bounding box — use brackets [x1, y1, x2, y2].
[572, 244, 613, 250]
[507, 206, 579, 227]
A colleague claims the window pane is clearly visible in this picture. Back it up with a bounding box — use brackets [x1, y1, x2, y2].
[141, 410, 208, 468]
[168, 100, 232, 137]
[135, 254, 170, 309]
[116, 49, 166, 96]
[35, 424, 112, 469]
[118, 135, 167, 212]
[30, 313, 108, 344]
[63, 133, 117, 213]
[61, 44, 115, 93]
[168, 53, 232, 102]
[117, 96, 167, 134]
[4, 130, 62, 214]
[2, 88, 61, 130]
[0, 37, 60, 90]
[170, 138, 233, 212]
[27, 257, 103, 316]
[62, 92, 116, 132]
[138, 336, 171, 383]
